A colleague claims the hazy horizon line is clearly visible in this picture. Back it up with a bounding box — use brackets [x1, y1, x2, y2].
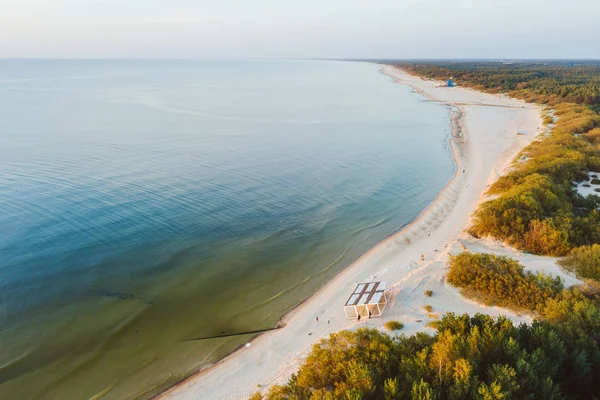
[1, 57, 600, 62]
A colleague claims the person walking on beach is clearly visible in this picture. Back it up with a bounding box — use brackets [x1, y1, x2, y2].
[421, 254, 425, 261]
[357, 314, 361, 322]
[315, 316, 319, 324]
[427, 231, 431, 237]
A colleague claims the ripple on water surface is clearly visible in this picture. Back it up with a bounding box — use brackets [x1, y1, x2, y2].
[0, 59, 452, 399]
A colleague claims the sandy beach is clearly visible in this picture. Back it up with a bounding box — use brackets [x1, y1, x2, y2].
[157, 65, 580, 400]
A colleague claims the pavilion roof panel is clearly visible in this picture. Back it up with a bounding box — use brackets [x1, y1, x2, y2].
[344, 281, 389, 307]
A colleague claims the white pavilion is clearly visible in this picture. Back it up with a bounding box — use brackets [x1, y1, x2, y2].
[343, 281, 391, 320]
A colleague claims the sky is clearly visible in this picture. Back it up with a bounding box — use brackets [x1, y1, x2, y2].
[1, 0, 599, 59]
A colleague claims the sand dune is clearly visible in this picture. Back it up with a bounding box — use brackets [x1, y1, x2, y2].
[157, 66, 577, 400]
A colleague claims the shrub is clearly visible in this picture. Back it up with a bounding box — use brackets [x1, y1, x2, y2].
[425, 290, 433, 297]
[559, 244, 600, 281]
[384, 320, 404, 331]
[522, 218, 570, 256]
[470, 174, 575, 256]
[588, 128, 600, 143]
[447, 252, 564, 312]
[426, 320, 441, 330]
[592, 178, 600, 185]
[423, 305, 433, 313]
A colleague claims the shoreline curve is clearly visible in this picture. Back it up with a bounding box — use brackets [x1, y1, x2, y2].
[156, 64, 543, 400]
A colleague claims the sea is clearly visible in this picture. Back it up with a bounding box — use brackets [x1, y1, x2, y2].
[0, 59, 453, 399]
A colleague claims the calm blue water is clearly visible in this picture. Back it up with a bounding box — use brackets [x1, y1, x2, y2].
[0, 59, 452, 399]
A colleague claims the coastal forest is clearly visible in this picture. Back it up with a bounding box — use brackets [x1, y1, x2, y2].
[397, 61, 600, 257]
[251, 253, 600, 400]
[398, 61, 600, 111]
[252, 253, 600, 399]
[251, 61, 600, 399]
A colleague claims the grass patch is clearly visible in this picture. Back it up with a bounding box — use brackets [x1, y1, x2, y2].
[424, 290, 433, 297]
[423, 305, 433, 313]
[383, 320, 404, 331]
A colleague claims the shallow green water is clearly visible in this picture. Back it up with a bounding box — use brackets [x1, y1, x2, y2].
[0, 59, 452, 399]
